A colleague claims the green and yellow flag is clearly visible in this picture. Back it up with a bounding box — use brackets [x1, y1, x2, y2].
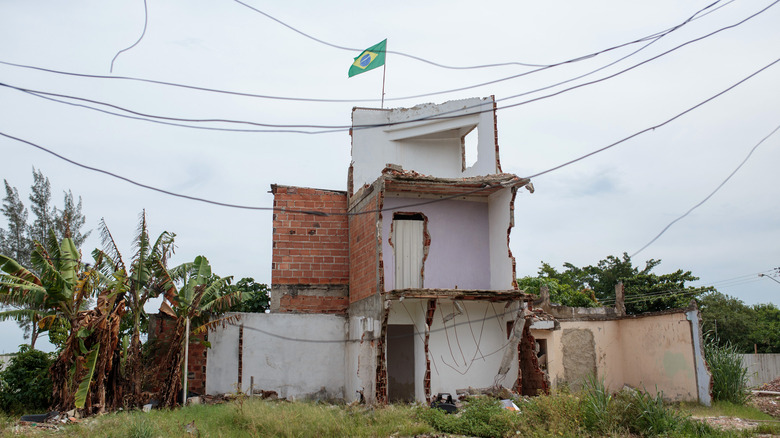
[348, 39, 386, 77]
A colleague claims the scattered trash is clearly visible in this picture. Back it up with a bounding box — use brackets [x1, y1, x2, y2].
[430, 393, 457, 414]
[500, 399, 520, 412]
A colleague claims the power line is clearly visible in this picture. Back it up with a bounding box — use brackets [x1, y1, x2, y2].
[631, 121, 780, 257]
[3, 0, 774, 138]
[232, 0, 722, 71]
[523, 56, 780, 180]
[110, 0, 149, 73]
[0, 0, 740, 105]
[2, 55, 777, 215]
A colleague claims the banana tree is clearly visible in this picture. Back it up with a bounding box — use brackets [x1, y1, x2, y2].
[0, 231, 125, 414]
[155, 255, 237, 407]
[91, 211, 175, 407]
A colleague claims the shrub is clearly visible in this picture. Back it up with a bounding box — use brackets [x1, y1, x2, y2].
[704, 333, 749, 404]
[417, 396, 520, 438]
[0, 346, 53, 414]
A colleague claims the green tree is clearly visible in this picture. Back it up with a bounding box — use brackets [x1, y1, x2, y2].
[0, 233, 125, 414]
[698, 292, 780, 353]
[221, 277, 270, 313]
[516, 276, 597, 307]
[91, 211, 175, 407]
[156, 256, 236, 407]
[528, 253, 710, 314]
[0, 169, 91, 348]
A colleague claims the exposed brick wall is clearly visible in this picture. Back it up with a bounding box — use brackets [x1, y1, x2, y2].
[147, 314, 208, 396]
[271, 185, 350, 313]
[349, 191, 381, 303]
[278, 294, 349, 314]
[271, 185, 349, 285]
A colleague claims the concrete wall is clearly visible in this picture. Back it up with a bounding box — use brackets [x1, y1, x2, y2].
[206, 313, 347, 400]
[387, 299, 519, 402]
[740, 354, 780, 387]
[350, 97, 499, 191]
[382, 197, 490, 291]
[532, 310, 709, 403]
[487, 188, 516, 290]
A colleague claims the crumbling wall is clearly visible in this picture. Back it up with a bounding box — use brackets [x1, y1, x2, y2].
[350, 97, 499, 190]
[349, 187, 382, 304]
[539, 309, 708, 403]
[560, 328, 597, 392]
[487, 188, 516, 290]
[270, 185, 349, 314]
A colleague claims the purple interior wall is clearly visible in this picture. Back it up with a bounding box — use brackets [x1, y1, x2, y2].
[382, 197, 490, 290]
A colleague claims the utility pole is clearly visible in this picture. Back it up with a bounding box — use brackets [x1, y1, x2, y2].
[758, 273, 780, 286]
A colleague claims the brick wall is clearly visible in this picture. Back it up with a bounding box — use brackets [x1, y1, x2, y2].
[148, 314, 208, 396]
[271, 185, 349, 313]
[349, 191, 381, 303]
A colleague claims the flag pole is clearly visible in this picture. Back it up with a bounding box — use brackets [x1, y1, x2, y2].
[381, 61, 386, 109]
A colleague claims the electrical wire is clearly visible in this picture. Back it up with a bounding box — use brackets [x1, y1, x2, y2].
[232, 0, 722, 71]
[0, 0, 739, 105]
[110, 0, 149, 73]
[2, 54, 777, 216]
[631, 121, 780, 257]
[523, 56, 780, 180]
[3, 0, 775, 138]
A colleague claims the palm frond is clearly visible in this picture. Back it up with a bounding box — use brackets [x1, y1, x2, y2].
[97, 218, 125, 272]
[0, 254, 42, 286]
[0, 307, 42, 322]
[192, 313, 242, 335]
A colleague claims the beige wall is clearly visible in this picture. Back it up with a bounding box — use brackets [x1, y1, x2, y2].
[532, 311, 703, 402]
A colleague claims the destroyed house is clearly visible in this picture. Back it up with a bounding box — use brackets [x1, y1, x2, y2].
[203, 96, 711, 405]
[269, 97, 547, 402]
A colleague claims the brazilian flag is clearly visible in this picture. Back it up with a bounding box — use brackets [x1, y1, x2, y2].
[348, 39, 387, 77]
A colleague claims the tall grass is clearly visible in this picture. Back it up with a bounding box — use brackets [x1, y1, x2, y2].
[581, 375, 615, 434]
[704, 333, 749, 404]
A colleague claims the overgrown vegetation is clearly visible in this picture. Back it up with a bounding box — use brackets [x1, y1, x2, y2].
[3, 390, 777, 437]
[0, 346, 53, 414]
[705, 333, 750, 404]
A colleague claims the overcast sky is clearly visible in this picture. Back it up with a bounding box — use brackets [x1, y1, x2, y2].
[1, 0, 778, 353]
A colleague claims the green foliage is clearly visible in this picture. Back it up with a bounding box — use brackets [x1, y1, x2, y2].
[516, 276, 597, 307]
[699, 291, 780, 353]
[581, 375, 614, 434]
[0, 170, 91, 349]
[417, 396, 519, 438]
[223, 277, 270, 313]
[704, 333, 749, 404]
[528, 253, 710, 314]
[0, 346, 53, 414]
[74, 343, 100, 409]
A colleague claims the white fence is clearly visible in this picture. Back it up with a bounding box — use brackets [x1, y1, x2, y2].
[739, 354, 780, 388]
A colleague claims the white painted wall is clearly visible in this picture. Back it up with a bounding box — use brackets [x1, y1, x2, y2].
[488, 188, 516, 290]
[382, 197, 490, 291]
[351, 97, 499, 190]
[387, 299, 519, 402]
[206, 313, 347, 400]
